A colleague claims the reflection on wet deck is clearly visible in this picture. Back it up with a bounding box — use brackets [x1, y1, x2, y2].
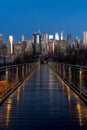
[0, 64, 87, 130]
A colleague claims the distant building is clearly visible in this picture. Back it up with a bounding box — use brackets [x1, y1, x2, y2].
[67, 34, 71, 47]
[2, 44, 9, 64]
[75, 36, 80, 48]
[7, 35, 14, 57]
[83, 32, 87, 47]
[44, 31, 48, 43]
[32, 32, 41, 54]
[48, 40, 55, 54]
[22, 34, 25, 42]
[14, 43, 23, 57]
[14, 40, 33, 60]
[25, 40, 33, 55]
[60, 30, 63, 40]
[57, 40, 66, 54]
[0, 34, 3, 47]
[0, 44, 9, 64]
[22, 40, 27, 53]
[49, 35, 54, 40]
[43, 31, 49, 54]
[54, 33, 59, 41]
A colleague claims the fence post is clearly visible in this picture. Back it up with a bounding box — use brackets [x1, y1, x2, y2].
[63, 65, 65, 79]
[6, 67, 8, 94]
[28, 64, 29, 75]
[16, 66, 18, 83]
[74, 68, 76, 87]
[26, 64, 27, 76]
[80, 69, 82, 95]
[29, 64, 30, 74]
[22, 65, 24, 79]
[69, 66, 71, 82]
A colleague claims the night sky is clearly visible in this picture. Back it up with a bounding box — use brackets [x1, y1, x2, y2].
[0, 0, 87, 42]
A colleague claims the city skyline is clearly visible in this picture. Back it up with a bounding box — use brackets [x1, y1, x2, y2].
[0, 0, 87, 42]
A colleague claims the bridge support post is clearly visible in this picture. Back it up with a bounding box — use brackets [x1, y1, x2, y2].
[80, 69, 82, 95]
[6, 68, 8, 94]
[26, 64, 28, 76]
[63, 65, 65, 79]
[74, 68, 76, 87]
[29, 64, 30, 74]
[22, 65, 24, 79]
[16, 67, 18, 83]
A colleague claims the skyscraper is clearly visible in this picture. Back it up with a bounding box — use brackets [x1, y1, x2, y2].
[7, 35, 14, 57]
[44, 31, 48, 43]
[32, 31, 41, 54]
[67, 34, 71, 48]
[54, 33, 59, 41]
[75, 36, 80, 48]
[60, 30, 63, 40]
[43, 31, 48, 53]
[83, 32, 87, 47]
[22, 34, 24, 42]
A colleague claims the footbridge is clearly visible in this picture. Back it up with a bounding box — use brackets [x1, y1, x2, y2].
[0, 62, 87, 130]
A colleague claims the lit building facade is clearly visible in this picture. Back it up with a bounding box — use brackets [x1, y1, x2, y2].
[32, 32, 41, 54]
[22, 34, 25, 42]
[7, 35, 14, 57]
[60, 30, 63, 40]
[83, 32, 87, 47]
[54, 33, 59, 41]
[43, 31, 49, 54]
[49, 35, 54, 40]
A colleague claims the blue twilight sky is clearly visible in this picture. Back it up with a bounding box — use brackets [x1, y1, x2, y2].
[0, 0, 87, 42]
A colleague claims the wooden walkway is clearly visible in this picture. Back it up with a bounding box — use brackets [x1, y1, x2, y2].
[0, 64, 87, 130]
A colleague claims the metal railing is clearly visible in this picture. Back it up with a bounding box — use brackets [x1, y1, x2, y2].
[0, 62, 40, 104]
[48, 62, 87, 103]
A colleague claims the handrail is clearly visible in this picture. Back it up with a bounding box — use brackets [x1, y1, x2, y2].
[0, 62, 40, 105]
[0, 62, 37, 69]
[48, 61, 87, 103]
[54, 62, 87, 70]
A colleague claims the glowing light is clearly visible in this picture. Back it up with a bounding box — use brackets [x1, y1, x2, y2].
[66, 86, 71, 101]
[17, 88, 20, 104]
[6, 102, 12, 127]
[80, 70, 82, 74]
[77, 103, 82, 126]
